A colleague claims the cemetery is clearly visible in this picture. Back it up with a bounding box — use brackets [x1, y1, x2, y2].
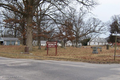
[0, 44, 120, 64]
[0, 0, 120, 65]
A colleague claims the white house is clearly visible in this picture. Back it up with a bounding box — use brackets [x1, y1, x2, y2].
[65, 40, 82, 47]
[41, 41, 47, 46]
[57, 43, 61, 46]
[87, 38, 108, 46]
[33, 40, 47, 46]
[65, 40, 72, 46]
[32, 40, 61, 46]
[0, 37, 20, 45]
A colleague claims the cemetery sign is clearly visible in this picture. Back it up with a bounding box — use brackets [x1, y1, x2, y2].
[46, 41, 57, 55]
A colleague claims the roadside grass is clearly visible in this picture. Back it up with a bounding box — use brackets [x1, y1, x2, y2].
[0, 45, 120, 63]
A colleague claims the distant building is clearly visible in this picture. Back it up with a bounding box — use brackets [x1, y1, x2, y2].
[0, 37, 20, 45]
[65, 40, 72, 46]
[41, 41, 47, 46]
[87, 38, 108, 46]
[33, 40, 61, 46]
[33, 40, 47, 46]
[65, 40, 82, 47]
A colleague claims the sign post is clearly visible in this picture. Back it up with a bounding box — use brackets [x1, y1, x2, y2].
[46, 41, 57, 56]
[112, 32, 120, 60]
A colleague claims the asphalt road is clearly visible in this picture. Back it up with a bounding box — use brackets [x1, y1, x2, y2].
[0, 57, 120, 80]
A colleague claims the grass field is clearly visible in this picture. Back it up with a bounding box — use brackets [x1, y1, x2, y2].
[0, 45, 120, 63]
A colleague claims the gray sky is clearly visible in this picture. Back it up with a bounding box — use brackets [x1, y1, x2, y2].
[91, 0, 120, 38]
[92, 0, 120, 22]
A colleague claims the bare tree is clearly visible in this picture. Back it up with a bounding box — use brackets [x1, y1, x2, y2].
[0, 0, 97, 51]
[67, 9, 105, 47]
[56, 20, 75, 48]
[2, 8, 27, 45]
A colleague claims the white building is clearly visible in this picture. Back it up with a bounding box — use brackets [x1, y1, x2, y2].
[65, 40, 82, 47]
[87, 38, 108, 46]
[32, 40, 61, 46]
[65, 40, 72, 46]
[33, 40, 47, 46]
[0, 37, 20, 45]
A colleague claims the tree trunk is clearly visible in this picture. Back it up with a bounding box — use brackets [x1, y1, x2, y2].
[26, 16, 33, 51]
[61, 40, 64, 48]
[22, 30, 26, 45]
[23, 37, 26, 45]
[75, 32, 79, 48]
[38, 37, 40, 46]
[76, 37, 79, 48]
[37, 21, 41, 49]
[72, 41, 74, 47]
[38, 36, 41, 49]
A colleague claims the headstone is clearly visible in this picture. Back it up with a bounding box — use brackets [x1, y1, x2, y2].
[106, 45, 109, 50]
[92, 47, 98, 54]
[24, 47, 29, 54]
[99, 47, 102, 52]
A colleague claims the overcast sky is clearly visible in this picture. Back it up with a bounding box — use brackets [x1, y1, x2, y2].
[91, 0, 120, 38]
[92, 0, 120, 22]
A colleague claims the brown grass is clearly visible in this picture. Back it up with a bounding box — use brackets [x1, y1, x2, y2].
[0, 45, 120, 63]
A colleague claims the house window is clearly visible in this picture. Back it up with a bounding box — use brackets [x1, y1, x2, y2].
[0, 41, 3, 45]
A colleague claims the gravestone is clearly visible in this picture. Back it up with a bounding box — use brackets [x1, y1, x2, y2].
[111, 46, 113, 48]
[92, 47, 98, 54]
[106, 45, 109, 50]
[99, 47, 102, 52]
[24, 47, 29, 54]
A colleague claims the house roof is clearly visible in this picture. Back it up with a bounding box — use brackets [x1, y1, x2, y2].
[1, 37, 19, 41]
[0, 37, 3, 41]
[89, 38, 108, 43]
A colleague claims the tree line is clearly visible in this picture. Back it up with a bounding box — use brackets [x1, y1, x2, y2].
[0, 0, 106, 51]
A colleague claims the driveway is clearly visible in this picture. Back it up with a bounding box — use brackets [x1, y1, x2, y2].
[0, 57, 120, 80]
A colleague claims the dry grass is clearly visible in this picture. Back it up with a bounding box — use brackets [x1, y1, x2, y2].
[0, 45, 120, 63]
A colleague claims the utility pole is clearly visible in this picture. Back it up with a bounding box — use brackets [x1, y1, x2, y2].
[112, 32, 119, 61]
[114, 33, 117, 60]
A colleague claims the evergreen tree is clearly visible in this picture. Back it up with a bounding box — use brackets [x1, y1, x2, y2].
[108, 20, 120, 43]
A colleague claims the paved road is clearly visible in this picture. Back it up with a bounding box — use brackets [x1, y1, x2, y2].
[0, 57, 120, 80]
